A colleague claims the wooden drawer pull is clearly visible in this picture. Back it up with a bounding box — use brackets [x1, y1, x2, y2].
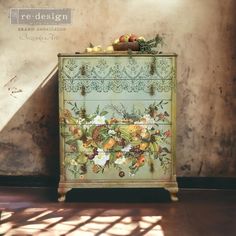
[80, 65, 86, 76]
[81, 85, 86, 96]
[149, 84, 155, 96]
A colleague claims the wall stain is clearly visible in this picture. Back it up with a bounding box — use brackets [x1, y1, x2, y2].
[0, 142, 31, 172]
[180, 164, 191, 171]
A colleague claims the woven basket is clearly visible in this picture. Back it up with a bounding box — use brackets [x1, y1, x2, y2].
[113, 42, 139, 51]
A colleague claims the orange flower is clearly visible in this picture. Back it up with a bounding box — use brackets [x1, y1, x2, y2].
[134, 155, 145, 168]
[139, 142, 149, 151]
[83, 139, 92, 148]
[115, 151, 123, 158]
[128, 125, 142, 136]
[92, 164, 100, 173]
[69, 126, 82, 138]
[138, 155, 145, 165]
[109, 118, 118, 124]
[103, 138, 116, 150]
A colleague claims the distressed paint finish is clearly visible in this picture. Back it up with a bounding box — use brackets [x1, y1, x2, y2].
[58, 54, 177, 180]
[0, 0, 235, 177]
[57, 54, 179, 201]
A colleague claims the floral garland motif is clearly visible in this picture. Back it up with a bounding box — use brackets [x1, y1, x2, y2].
[60, 102, 172, 179]
[60, 79, 173, 93]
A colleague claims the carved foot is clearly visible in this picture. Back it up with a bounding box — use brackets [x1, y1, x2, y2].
[165, 187, 179, 202]
[58, 187, 72, 202]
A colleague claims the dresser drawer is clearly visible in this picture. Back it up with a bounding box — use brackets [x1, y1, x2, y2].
[61, 78, 173, 101]
[64, 150, 172, 181]
[61, 123, 172, 181]
[60, 56, 175, 81]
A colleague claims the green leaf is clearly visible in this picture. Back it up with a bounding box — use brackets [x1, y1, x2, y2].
[96, 105, 100, 114]
[65, 139, 77, 145]
[130, 140, 142, 146]
[100, 111, 108, 116]
[76, 154, 88, 164]
[90, 114, 97, 120]
[60, 132, 72, 138]
[109, 152, 115, 163]
[112, 145, 123, 151]
[88, 125, 96, 136]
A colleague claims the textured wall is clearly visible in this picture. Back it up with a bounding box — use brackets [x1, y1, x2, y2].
[0, 0, 235, 177]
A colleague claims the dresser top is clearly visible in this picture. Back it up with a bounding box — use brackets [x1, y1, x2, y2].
[58, 52, 177, 57]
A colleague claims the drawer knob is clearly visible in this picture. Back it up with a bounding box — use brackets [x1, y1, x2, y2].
[149, 84, 155, 96]
[150, 57, 156, 75]
[80, 65, 86, 76]
[81, 85, 86, 96]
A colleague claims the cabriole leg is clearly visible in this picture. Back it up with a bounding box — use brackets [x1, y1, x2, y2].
[58, 187, 72, 202]
[165, 187, 179, 202]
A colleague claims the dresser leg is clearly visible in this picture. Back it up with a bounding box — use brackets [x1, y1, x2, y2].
[58, 187, 72, 202]
[165, 187, 179, 202]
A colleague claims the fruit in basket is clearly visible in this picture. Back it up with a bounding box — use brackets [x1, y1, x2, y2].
[113, 38, 119, 44]
[86, 47, 93, 53]
[106, 45, 114, 52]
[138, 36, 146, 41]
[86, 45, 102, 53]
[119, 34, 130, 42]
[129, 34, 138, 42]
[93, 45, 102, 52]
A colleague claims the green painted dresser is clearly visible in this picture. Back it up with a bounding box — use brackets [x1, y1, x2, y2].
[58, 53, 178, 202]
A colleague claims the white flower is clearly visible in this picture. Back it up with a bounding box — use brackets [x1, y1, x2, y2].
[121, 144, 132, 152]
[135, 114, 156, 130]
[92, 115, 106, 125]
[70, 159, 78, 166]
[143, 114, 155, 124]
[93, 149, 109, 166]
[115, 157, 126, 165]
[108, 129, 116, 136]
[78, 117, 86, 124]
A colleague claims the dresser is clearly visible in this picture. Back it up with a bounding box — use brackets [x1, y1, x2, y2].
[58, 53, 178, 202]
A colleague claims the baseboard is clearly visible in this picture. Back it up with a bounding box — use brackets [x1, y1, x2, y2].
[177, 177, 236, 189]
[0, 176, 235, 189]
[0, 176, 59, 187]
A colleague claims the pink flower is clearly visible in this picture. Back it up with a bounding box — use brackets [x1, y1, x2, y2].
[164, 130, 171, 137]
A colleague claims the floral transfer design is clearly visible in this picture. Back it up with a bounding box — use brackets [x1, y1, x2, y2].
[60, 102, 172, 178]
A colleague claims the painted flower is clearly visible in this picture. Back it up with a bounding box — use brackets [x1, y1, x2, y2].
[108, 129, 116, 136]
[93, 149, 109, 166]
[70, 159, 78, 166]
[92, 115, 106, 125]
[127, 125, 141, 134]
[164, 130, 171, 137]
[121, 144, 132, 152]
[115, 156, 126, 165]
[140, 130, 150, 139]
[139, 142, 149, 151]
[134, 114, 156, 130]
[103, 138, 116, 150]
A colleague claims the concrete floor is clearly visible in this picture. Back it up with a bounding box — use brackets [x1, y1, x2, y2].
[0, 188, 235, 236]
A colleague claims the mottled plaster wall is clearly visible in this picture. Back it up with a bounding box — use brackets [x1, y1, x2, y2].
[0, 0, 235, 177]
